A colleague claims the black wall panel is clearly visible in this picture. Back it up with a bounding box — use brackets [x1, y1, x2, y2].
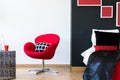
[71, 0, 120, 66]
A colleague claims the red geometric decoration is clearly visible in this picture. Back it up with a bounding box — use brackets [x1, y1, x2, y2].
[77, 0, 102, 6]
[116, 2, 120, 27]
[100, 6, 113, 18]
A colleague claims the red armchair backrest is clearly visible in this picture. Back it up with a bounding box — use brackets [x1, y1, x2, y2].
[35, 34, 60, 45]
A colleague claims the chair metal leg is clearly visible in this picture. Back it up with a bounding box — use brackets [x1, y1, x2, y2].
[29, 59, 58, 75]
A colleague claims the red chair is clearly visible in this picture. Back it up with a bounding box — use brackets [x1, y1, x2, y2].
[24, 33, 60, 74]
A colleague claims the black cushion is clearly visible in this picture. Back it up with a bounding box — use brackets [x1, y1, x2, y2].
[35, 42, 50, 52]
[95, 31, 120, 46]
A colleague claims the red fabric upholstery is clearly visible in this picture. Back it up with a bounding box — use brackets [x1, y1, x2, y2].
[94, 45, 118, 51]
[112, 60, 120, 80]
[24, 33, 60, 59]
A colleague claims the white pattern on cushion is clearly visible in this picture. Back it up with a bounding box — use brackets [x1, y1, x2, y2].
[35, 42, 50, 52]
[81, 29, 119, 65]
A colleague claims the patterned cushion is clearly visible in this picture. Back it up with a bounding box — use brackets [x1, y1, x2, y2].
[35, 42, 50, 52]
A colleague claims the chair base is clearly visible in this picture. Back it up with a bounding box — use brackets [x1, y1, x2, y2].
[29, 68, 59, 75]
[29, 60, 58, 74]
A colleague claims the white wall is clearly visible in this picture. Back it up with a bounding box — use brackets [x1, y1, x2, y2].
[0, 0, 71, 64]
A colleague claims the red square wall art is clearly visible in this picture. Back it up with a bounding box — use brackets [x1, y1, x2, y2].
[77, 0, 102, 6]
[101, 6, 113, 18]
[116, 2, 120, 27]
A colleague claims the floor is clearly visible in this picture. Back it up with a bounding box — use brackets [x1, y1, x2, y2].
[12, 65, 84, 80]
